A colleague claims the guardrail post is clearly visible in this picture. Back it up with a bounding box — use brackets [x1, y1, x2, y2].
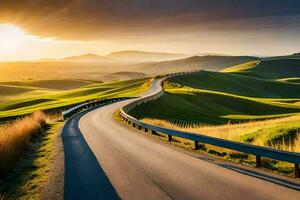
[256, 156, 261, 168]
[138, 126, 142, 130]
[194, 141, 200, 150]
[295, 163, 300, 178]
[168, 135, 172, 142]
[151, 130, 157, 135]
[133, 123, 135, 128]
[145, 128, 148, 132]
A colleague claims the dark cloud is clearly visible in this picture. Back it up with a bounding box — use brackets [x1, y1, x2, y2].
[1, 0, 300, 40]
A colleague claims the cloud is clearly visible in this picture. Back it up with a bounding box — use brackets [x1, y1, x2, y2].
[0, 0, 300, 40]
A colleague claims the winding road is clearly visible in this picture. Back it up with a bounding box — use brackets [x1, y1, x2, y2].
[62, 78, 300, 200]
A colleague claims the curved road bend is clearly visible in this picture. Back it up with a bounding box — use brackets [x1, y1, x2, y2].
[64, 78, 300, 200]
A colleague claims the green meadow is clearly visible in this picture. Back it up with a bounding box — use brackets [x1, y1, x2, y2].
[0, 78, 150, 122]
[129, 58, 300, 155]
[130, 71, 300, 124]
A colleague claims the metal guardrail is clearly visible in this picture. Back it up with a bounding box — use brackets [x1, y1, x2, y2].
[62, 97, 130, 120]
[120, 72, 300, 178]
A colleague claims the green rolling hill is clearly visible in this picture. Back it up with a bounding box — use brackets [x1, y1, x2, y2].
[128, 57, 300, 154]
[223, 58, 300, 79]
[129, 58, 300, 125]
[166, 70, 300, 98]
[0, 78, 150, 122]
[133, 55, 258, 75]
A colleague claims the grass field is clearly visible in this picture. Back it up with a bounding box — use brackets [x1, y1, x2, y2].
[129, 58, 300, 154]
[0, 121, 63, 200]
[222, 58, 300, 79]
[0, 112, 47, 177]
[1, 79, 98, 90]
[142, 115, 300, 152]
[0, 78, 151, 122]
[0, 79, 97, 104]
[130, 78, 300, 124]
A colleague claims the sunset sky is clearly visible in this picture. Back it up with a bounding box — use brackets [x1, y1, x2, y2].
[1, 0, 300, 61]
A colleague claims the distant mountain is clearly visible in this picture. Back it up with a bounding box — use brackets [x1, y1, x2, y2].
[42, 50, 188, 63]
[63, 54, 103, 62]
[107, 50, 187, 63]
[1, 54, 260, 82]
[133, 55, 258, 74]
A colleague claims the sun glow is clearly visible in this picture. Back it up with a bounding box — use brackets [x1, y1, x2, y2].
[0, 24, 28, 54]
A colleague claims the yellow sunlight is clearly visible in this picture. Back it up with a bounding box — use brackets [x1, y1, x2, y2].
[0, 24, 27, 54]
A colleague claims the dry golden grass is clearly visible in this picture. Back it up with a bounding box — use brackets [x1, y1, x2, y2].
[142, 115, 300, 152]
[0, 111, 47, 176]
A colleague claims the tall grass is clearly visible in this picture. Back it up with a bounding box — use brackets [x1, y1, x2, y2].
[142, 115, 300, 152]
[0, 111, 46, 177]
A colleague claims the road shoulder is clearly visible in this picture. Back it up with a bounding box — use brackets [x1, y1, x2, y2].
[40, 123, 65, 200]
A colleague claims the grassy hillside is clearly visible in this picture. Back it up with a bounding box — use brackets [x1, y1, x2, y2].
[0, 78, 150, 121]
[129, 81, 300, 124]
[223, 59, 300, 79]
[0, 79, 98, 104]
[278, 77, 300, 84]
[129, 58, 300, 154]
[134, 55, 258, 75]
[221, 61, 258, 73]
[0, 62, 148, 82]
[143, 115, 300, 152]
[0, 55, 257, 82]
[1, 79, 97, 90]
[166, 70, 300, 98]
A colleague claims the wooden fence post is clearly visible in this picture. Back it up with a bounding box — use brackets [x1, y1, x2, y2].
[194, 141, 200, 150]
[168, 135, 172, 142]
[295, 163, 300, 178]
[256, 156, 261, 168]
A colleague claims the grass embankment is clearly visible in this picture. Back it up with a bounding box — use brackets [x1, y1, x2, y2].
[128, 59, 300, 174]
[0, 111, 47, 177]
[0, 78, 150, 122]
[142, 116, 300, 175]
[143, 115, 300, 152]
[0, 121, 63, 200]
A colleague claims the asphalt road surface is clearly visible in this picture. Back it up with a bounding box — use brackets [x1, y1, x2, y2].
[63, 78, 300, 200]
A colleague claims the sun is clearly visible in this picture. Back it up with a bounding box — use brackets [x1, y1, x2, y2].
[0, 24, 27, 53]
